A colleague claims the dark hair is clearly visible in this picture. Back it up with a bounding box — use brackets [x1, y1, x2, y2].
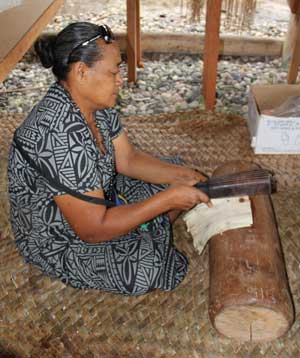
[34, 22, 104, 81]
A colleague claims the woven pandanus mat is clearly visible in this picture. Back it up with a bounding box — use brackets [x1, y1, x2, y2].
[1, 192, 300, 357]
[0, 114, 22, 156]
[1, 110, 300, 357]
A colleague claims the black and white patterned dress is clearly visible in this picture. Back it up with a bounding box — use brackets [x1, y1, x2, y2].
[8, 82, 188, 295]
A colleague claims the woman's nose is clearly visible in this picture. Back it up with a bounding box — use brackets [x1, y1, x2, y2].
[116, 73, 123, 87]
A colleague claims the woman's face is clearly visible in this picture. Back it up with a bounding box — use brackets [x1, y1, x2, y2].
[82, 40, 123, 110]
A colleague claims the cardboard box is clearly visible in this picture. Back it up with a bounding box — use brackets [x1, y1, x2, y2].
[248, 84, 300, 154]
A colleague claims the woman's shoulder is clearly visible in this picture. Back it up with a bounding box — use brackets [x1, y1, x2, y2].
[14, 84, 88, 153]
[28, 82, 86, 132]
[96, 107, 120, 126]
[96, 107, 119, 120]
[96, 108, 122, 139]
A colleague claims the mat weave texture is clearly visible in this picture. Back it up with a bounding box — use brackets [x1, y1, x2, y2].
[1, 110, 300, 357]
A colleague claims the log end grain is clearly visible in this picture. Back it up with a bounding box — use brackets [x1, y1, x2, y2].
[214, 305, 291, 342]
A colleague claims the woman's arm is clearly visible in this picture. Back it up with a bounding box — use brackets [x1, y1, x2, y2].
[114, 131, 206, 186]
[54, 184, 209, 243]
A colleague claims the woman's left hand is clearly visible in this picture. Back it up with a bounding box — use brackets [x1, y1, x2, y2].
[171, 167, 208, 187]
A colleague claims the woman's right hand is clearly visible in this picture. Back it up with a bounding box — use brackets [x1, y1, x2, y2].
[165, 184, 212, 211]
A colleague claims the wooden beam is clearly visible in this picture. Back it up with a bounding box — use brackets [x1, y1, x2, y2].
[115, 33, 282, 57]
[202, 0, 222, 111]
[127, 0, 138, 83]
[0, 0, 63, 83]
[218, 35, 282, 57]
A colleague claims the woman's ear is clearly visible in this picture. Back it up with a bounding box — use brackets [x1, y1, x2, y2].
[71, 61, 89, 83]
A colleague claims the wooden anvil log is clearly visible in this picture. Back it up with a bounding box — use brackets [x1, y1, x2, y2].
[208, 161, 294, 342]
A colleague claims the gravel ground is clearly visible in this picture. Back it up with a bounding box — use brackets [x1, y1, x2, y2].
[0, 0, 290, 119]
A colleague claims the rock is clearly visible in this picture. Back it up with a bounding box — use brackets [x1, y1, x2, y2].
[189, 101, 200, 109]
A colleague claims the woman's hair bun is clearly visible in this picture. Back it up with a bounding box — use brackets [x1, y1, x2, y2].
[34, 34, 57, 68]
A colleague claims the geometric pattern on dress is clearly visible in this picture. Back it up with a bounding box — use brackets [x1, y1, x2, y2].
[8, 82, 188, 295]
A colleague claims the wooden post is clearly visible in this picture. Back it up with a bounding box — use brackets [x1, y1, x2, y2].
[287, 0, 300, 14]
[284, 2, 300, 84]
[202, 0, 222, 110]
[127, 0, 138, 83]
[136, 0, 143, 68]
[287, 13, 300, 84]
[283, 14, 298, 62]
[288, 29, 300, 83]
[209, 161, 294, 342]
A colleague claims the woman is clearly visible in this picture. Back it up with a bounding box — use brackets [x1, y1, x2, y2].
[8, 22, 210, 295]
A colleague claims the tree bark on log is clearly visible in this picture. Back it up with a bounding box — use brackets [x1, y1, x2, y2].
[208, 161, 294, 342]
